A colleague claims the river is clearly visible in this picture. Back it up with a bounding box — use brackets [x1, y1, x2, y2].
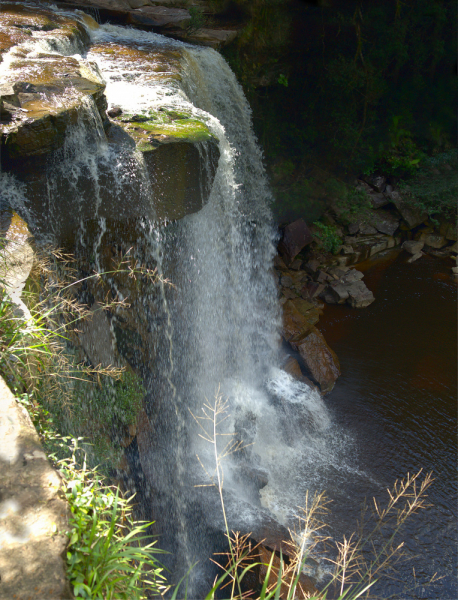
[317, 250, 457, 599]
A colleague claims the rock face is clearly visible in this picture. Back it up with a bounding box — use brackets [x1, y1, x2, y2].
[282, 300, 340, 393]
[0, 5, 220, 243]
[278, 219, 313, 264]
[0, 6, 101, 162]
[290, 328, 340, 394]
[0, 377, 71, 600]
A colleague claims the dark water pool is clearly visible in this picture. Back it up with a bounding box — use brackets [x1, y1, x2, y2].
[318, 250, 457, 599]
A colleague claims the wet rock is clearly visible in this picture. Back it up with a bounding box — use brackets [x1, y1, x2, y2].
[387, 189, 426, 229]
[290, 327, 340, 393]
[420, 233, 447, 249]
[282, 355, 303, 379]
[359, 222, 378, 235]
[368, 209, 400, 236]
[127, 6, 191, 29]
[281, 288, 298, 301]
[301, 281, 325, 300]
[280, 275, 293, 288]
[278, 219, 313, 264]
[402, 240, 424, 255]
[362, 173, 386, 192]
[107, 105, 123, 117]
[282, 299, 314, 342]
[289, 297, 321, 326]
[407, 251, 424, 263]
[181, 28, 239, 49]
[347, 222, 360, 235]
[346, 280, 375, 308]
[1, 43, 107, 160]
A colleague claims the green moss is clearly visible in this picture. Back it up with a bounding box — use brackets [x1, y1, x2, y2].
[114, 109, 215, 150]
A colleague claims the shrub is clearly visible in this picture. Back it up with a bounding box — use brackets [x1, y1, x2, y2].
[60, 443, 166, 599]
[313, 221, 342, 254]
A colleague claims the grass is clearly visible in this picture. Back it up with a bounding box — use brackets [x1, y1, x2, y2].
[185, 390, 436, 600]
[0, 235, 437, 599]
[0, 236, 169, 598]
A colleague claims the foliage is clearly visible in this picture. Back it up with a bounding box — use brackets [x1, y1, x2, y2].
[333, 187, 373, 226]
[313, 221, 343, 254]
[1, 241, 168, 598]
[399, 149, 458, 220]
[188, 6, 205, 32]
[181, 391, 435, 600]
[60, 442, 166, 599]
[227, 0, 456, 180]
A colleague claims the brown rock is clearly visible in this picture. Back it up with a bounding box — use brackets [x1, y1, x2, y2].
[388, 189, 426, 229]
[301, 281, 325, 300]
[420, 232, 447, 249]
[278, 219, 313, 264]
[127, 6, 191, 28]
[402, 240, 424, 255]
[0, 377, 71, 600]
[282, 300, 314, 342]
[346, 280, 375, 308]
[289, 297, 321, 322]
[407, 251, 423, 263]
[290, 327, 340, 393]
[182, 28, 239, 49]
[368, 209, 400, 236]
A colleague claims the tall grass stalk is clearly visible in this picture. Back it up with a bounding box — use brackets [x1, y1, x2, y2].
[189, 390, 435, 600]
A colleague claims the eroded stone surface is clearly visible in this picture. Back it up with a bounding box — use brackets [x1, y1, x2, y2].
[0, 4, 105, 162]
[0, 377, 70, 600]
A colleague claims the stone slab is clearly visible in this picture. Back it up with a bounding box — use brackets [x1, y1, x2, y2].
[0, 377, 71, 600]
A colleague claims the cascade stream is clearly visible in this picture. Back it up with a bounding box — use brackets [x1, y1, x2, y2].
[1, 5, 354, 595]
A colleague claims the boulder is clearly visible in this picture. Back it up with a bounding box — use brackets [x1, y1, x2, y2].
[387, 189, 426, 229]
[301, 281, 325, 300]
[407, 251, 423, 263]
[280, 275, 293, 288]
[282, 300, 314, 342]
[289, 297, 321, 326]
[346, 280, 375, 308]
[290, 327, 340, 393]
[369, 192, 390, 209]
[0, 377, 71, 600]
[420, 233, 447, 249]
[341, 269, 364, 284]
[282, 355, 304, 379]
[278, 219, 313, 264]
[368, 209, 400, 236]
[127, 6, 191, 28]
[326, 282, 349, 304]
[450, 241, 458, 254]
[362, 173, 386, 192]
[181, 28, 239, 49]
[402, 240, 424, 255]
[359, 222, 378, 235]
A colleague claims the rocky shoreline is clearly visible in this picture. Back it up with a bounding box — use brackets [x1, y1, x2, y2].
[274, 172, 457, 395]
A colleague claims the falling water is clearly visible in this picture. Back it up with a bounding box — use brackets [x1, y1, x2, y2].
[1, 8, 355, 595]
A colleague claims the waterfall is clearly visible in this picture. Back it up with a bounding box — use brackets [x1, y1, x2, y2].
[1, 8, 352, 596]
